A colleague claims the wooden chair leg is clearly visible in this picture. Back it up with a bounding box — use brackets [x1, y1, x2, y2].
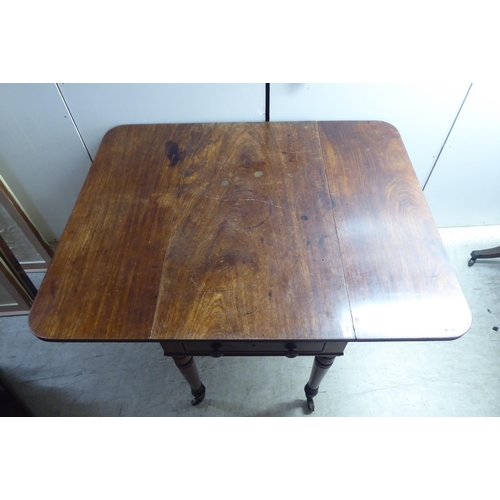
[468, 246, 500, 266]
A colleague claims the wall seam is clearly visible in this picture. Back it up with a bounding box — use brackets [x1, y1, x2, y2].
[422, 83, 473, 191]
[54, 83, 94, 163]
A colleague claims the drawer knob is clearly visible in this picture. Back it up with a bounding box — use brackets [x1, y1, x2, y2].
[210, 342, 223, 357]
[285, 343, 298, 358]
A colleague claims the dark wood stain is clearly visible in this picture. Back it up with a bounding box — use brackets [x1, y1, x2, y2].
[165, 140, 182, 167]
[152, 122, 351, 341]
[29, 122, 471, 343]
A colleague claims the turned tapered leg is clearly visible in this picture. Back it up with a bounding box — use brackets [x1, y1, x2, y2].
[159, 343, 206, 406]
[304, 355, 337, 412]
[172, 355, 206, 406]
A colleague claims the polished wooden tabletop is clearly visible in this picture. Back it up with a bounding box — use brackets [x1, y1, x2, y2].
[29, 121, 471, 342]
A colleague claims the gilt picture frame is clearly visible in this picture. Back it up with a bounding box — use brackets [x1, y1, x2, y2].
[0, 175, 53, 272]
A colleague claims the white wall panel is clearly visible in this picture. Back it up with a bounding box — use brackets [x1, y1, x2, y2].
[423, 83, 500, 227]
[2, 82, 491, 243]
[59, 83, 265, 159]
[0, 84, 91, 241]
[270, 83, 470, 186]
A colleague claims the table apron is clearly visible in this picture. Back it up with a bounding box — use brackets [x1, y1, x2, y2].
[159, 340, 348, 357]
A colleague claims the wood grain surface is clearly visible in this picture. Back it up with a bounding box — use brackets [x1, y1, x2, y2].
[152, 122, 352, 341]
[29, 124, 191, 340]
[29, 122, 471, 342]
[319, 121, 471, 339]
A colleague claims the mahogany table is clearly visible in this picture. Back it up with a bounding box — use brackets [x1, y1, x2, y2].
[29, 121, 472, 411]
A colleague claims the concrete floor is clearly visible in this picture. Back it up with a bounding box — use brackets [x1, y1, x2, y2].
[1, 225, 500, 417]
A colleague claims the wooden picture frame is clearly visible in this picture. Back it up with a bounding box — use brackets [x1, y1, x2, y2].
[0, 234, 38, 297]
[0, 263, 34, 317]
[0, 233, 36, 316]
[0, 175, 53, 272]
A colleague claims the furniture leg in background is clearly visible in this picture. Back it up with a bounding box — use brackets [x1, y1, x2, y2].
[468, 246, 500, 266]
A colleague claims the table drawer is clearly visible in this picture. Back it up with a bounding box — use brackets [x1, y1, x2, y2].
[189, 340, 325, 356]
[160, 340, 347, 357]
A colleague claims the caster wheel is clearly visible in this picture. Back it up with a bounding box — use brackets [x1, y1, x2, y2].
[468, 258, 476, 267]
[191, 383, 206, 406]
[306, 398, 315, 412]
[304, 383, 318, 413]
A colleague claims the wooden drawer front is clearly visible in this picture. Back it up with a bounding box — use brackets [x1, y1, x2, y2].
[180, 340, 327, 356]
[159, 340, 348, 357]
[189, 340, 324, 356]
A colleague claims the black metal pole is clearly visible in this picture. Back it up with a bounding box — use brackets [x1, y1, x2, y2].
[265, 83, 270, 122]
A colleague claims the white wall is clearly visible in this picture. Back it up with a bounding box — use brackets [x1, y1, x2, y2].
[0, 84, 91, 241]
[423, 83, 500, 227]
[1, 83, 499, 241]
[270, 83, 471, 187]
[0, 84, 265, 240]
[58, 83, 266, 159]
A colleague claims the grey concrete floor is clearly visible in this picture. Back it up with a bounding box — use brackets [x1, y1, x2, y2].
[1, 225, 500, 417]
